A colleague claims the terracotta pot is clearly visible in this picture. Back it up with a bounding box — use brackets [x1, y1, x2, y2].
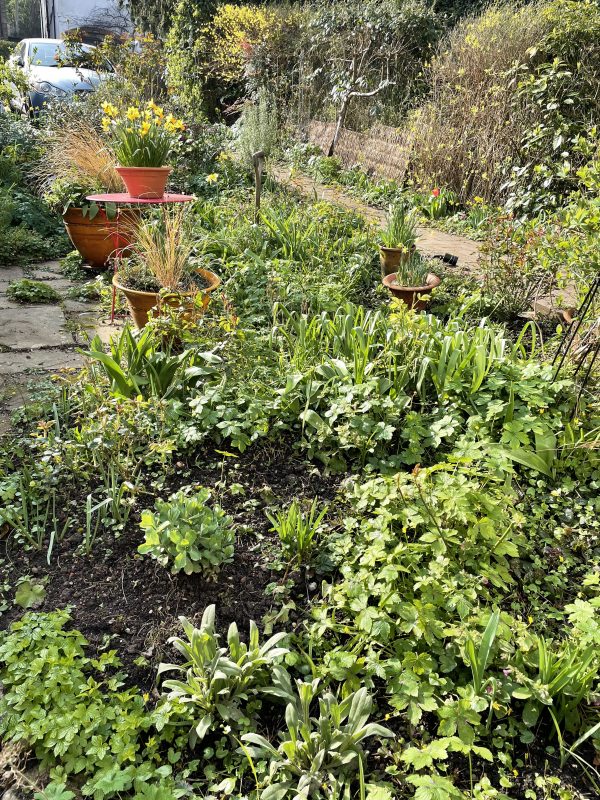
[63, 207, 139, 270]
[382, 272, 441, 311]
[113, 268, 221, 328]
[379, 245, 416, 277]
[116, 166, 172, 199]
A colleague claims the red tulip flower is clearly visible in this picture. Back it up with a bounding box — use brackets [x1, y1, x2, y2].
[432, 188, 440, 197]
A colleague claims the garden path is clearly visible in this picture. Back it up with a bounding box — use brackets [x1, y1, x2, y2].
[271, 165, 481, 272]
[272, 165, 577, 315]
[0, 262, 121, 435]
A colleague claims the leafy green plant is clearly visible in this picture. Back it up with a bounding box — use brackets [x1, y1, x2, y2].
[6, 279, 61, 304]
[243, 675, 393, 800]
[158, 605, 288, 745]
[391, 251, 431, 287]
[380, 202, 417, 250]
[83, 326, 190, 400]
[138, 487, 235, 577]
[266, 498, 328, 565]
[0, 611, 163, 799]
[465, 609, 500, 695]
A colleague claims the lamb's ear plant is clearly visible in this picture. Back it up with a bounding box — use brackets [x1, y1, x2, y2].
[158, 605, 289, 746]
[243, 679, 393, 800]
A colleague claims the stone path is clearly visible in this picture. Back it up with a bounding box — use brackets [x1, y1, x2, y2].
[272, 166, 481, 272]
[0, 261, 121, 435]
[272, 166, 576, 314]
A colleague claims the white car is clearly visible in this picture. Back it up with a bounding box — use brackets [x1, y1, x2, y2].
[8, 38, 113, 114]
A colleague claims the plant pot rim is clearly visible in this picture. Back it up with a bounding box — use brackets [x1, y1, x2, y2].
[382, 272, 441, 292]
[379, 244, 417, 254]
[115, 165, 173, 173]
[113, 267, 220, 298]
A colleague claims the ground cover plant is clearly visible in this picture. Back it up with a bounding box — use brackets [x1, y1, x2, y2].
[1, 3, 600, 799]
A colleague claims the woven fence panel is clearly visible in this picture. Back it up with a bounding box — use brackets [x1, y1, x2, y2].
[307, 120, 413, 182]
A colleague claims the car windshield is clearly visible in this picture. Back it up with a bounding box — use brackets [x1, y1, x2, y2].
[28, 41, 108, 71]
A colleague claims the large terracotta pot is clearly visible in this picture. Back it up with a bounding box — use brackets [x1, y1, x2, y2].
[63, 207, 138, 270]
[113, 268, 221, 328]
[115, 166, 172, 199]
[379, 245, 416, 278]
[382, 272, 441, 311]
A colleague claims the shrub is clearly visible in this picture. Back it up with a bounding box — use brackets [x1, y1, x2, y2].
[407, 0, 600, 209]
[235, 91, 279, 168]
[166, 2, 278, 118]
[138, 486, 235, 576]
[407, 2, 547, 204]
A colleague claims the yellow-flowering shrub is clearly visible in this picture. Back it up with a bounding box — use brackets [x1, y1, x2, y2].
[166, 1, 288, 118]
[203, 4, 276, 84]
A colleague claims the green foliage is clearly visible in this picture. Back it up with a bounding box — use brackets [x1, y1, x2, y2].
[139, 486, 235, 576]
[380, 202, 417, 249]
[158, 605, 288, 745]
[0, 611, 178, 800]
[243, 676, 393, 800]
[266, 498, 328, 565]
[236, 92, 279, 169]
[6, 279, 61, 304]
[83, 327, 191, 400]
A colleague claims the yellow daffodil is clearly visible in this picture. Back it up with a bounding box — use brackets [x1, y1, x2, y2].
[206, 173, 219, 183]
[126, 106, 140, 121]
[140, 121, 151, 137]
[153, 106, 164, 120]
[147, 99, 159, 112]
[101, 101, 118, 118]
[101, 116, 111, 131]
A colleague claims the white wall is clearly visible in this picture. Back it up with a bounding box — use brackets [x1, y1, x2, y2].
[53, 0, 132, 37]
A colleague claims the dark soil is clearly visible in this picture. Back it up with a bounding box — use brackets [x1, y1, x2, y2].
[0, 439, 342, 690]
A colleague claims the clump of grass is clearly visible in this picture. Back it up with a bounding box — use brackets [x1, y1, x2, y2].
[392, 251, 431, 287]
[37, 108, 122, 193]
[381, 203, 418, 250]
[124, 205, 196, 291]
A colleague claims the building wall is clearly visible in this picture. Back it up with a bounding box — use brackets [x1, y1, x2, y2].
[50, 0, 131, 37]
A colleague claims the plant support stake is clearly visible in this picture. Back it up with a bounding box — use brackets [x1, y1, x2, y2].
[253, 150, 265, 224]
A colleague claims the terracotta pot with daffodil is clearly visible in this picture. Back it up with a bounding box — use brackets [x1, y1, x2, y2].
[101, 100, 185, 199]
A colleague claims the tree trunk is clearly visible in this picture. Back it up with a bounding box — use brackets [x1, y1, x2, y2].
[328, 95, 351, 157]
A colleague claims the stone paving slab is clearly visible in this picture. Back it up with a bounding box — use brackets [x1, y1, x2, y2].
[0, 304, 73, 350]
[0, 266, 26, 288]
[0, 349, 84, 375]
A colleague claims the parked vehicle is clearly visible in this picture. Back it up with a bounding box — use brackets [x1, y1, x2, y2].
[8, 38, 113, 114]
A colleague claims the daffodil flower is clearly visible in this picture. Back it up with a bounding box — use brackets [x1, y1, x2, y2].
[206, 173, 219, 183]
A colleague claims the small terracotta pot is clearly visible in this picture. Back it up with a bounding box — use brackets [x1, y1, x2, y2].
[379, 245, 416, 277]
[113, 268, 220, 328]
[115, 166, 172, 199]
[63, 207, 139, 270]
[382, 272, 441, 311]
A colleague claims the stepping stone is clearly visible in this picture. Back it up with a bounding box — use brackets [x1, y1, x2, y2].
[0, 266, 26, 289]
[0, 305, 72, 350]
[0, 349, 84, 374]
